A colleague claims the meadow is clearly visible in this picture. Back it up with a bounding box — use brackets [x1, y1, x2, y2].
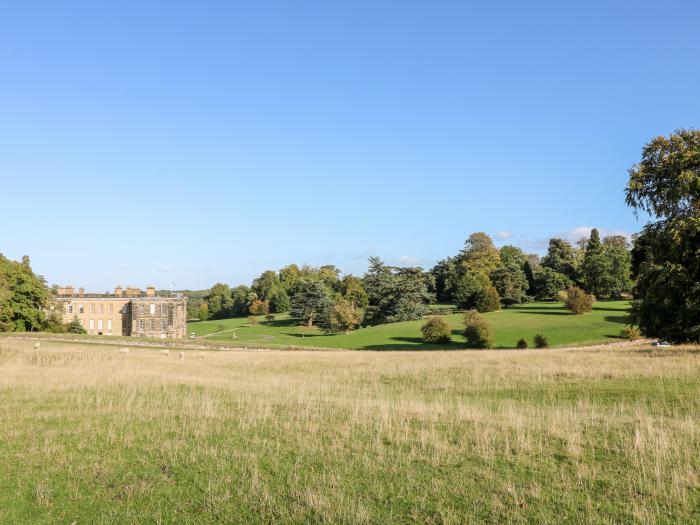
[189, 300, 631, 350]
[1, 338, 699, 523]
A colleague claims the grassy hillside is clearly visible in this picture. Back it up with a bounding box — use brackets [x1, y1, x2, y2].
[189, 300, 631, 349]
[1, 339, 698, 523]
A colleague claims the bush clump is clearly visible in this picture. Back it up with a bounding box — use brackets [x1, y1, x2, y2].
[516, 338, 528, 349]
[420, 316, 452, 344]
[564, 286, 594, 314]
[533, 334, 549, 348]
[65, 317, 86, 334]
[463, 310, 493, 349]
[619, 326, 641, 340]
[475, 285, 500, 313]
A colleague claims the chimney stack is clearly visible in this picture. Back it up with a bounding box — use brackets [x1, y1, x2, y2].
[78, 287, 85, 297]
[146, 286, 156, 297]
[114, 286, 123, 297]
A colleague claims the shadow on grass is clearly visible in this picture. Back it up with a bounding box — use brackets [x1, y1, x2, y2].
[511, 310, 572, 316]
[263, 318, 299, 328]
[604, 315, 629, 324]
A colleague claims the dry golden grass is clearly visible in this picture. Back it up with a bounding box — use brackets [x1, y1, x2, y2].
[1, 338, 699, 523]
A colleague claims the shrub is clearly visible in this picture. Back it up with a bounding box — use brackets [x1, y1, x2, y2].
[248, 315, 259, 325]
[65, 317, 86, 334]
[556, 290, 569, 303]
[564, 286, 594, 314]
[516, 338, 528, 349]
[475, 285, 500, 313]
[463, 310, 493, 349]
[533, 334, 549, 348]
[619, 326, 641, 340]
[420, 316, 452, 344]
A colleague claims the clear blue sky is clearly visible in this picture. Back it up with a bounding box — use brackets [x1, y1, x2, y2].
[1, 1, 698, 291]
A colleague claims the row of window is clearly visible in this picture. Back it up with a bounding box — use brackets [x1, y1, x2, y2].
[67, 303, 116, 315]
[83, 319, 170, 334]
[137, 304, 168, 315]
[67, 303, 171, 316]
[88, 319, 113, 331]
[138, 319, 168, 332]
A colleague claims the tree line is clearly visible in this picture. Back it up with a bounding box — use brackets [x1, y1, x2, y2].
[195, 227, 633, 334]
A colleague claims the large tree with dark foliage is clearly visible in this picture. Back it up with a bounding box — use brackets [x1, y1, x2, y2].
[0, 255, 49, 332]
[289, 279, 332, 327]
[626, 129, 700, 342]
[363, 257, 434, 324]
[541, 238, 579, 282]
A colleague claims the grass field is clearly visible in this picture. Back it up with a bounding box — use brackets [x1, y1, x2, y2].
[1, 338, 699, 523]
[189, 300, 631, 350]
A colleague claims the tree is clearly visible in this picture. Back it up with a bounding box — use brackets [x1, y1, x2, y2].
[532, 267, 572, 300]
[363, 258, 433, 324]
[205, 283, 233, 319]
[198, 302, 209, 321]
[251, 271, 281, 301]
[463, 310, 493, 348]
[231, 285, 251, 316]
[490, 263, 528, 306]
[248, 299, 269, 316]
[290, 280, 331, 327]
[452, 271, 489, 310]
[340, 275, 368, 311]
[499, 245, 527, 268]
[429, 257, 459, 303]
[65, 316, 87, 334]
[564, 286, 594, 314]
[601, 236, 632, 298]
[626, 129, 700, 342]
[319, 297, 361, 334]
[458, 233, 501, 276]
[541, 239, 578, 282]
[279, 264, 302, 295]
[43, 300, 66, 332]
[0, 254, 49, 332]
[268, 287, 290, 313]
[474, 285, 500, 313]
[421, 316, 452, 344]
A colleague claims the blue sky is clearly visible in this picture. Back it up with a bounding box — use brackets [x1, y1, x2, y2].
[1, 1, 698, 291]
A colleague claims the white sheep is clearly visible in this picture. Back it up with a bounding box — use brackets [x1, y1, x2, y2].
[159, 350, 169, 356]
[178, 351, 184, 360]
[33, 342, 41, 350]
[119, 347, 129, 355]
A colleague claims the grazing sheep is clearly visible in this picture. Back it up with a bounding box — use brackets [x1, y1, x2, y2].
[178, 351, 184, 360]
[159, 350, 169, 356]
[33, 342, 40, 350]
[119, 347, 129, 355]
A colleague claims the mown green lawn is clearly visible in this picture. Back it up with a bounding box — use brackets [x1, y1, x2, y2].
[189, 301, 630, 349]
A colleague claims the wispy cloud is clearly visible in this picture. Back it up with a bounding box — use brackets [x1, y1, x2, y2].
[495, 231, 513, 240]
[561, 226, 634, 243]
[515, 226, 636, 253]
[397, 255, 420, 266]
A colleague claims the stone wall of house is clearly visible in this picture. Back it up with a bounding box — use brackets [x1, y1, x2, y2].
[129, 298, 187, 339]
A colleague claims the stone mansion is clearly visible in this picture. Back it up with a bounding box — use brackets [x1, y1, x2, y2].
[54, 286, 187, 338]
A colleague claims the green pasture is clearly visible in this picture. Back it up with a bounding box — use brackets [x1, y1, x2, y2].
[189, 300, 631, 350]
